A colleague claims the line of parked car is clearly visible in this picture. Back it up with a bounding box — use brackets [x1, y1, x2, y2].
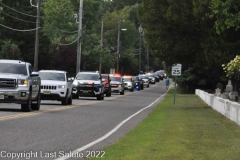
[0, 59, 166, 111]
[39, 70, 165, 104]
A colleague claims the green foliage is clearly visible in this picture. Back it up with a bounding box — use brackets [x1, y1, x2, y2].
[222, 55, 240, 80]
[0, 41, 22, 60]
[210, 0, 240, 34]
[0, 0, 38, 63]
[138, 0, 240, 92]
[42, 0, 77, 44]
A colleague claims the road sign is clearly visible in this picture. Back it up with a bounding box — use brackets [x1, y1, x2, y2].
[172, 64, 182, 76]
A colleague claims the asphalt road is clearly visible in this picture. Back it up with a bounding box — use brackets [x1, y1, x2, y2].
[0, 81, 167, 160]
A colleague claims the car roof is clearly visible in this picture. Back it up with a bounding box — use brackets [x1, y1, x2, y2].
[0, 59, 29, 65]
[39, 70, 66, 73]
[77, 72, 99, 75]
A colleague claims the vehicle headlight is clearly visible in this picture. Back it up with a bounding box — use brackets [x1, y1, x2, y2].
[58, 85, 66, 88]
[118, 85, 122, 87]
[73, 80, 78, 86]
[18, 79, 28, 86]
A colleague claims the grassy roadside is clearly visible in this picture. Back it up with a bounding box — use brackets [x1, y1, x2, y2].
[91, 88, 240, 160]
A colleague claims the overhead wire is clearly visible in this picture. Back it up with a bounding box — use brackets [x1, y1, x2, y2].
[1, 11, 38, 24]
[59, 36, 79, 46]
[0, 2, 38, 18]
[0, 23, 40, 31]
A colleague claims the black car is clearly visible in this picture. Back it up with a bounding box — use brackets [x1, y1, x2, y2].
[72, 72, 104, 100]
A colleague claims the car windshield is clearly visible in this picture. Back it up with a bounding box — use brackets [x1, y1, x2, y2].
[148, 74, 154, 78]
[101, 75, 107, 81]
[123, 78, 131, 82]
[39, 72, 65, 81]
[110, 76, 121, 82]
[76, 73, 99, 81]
[0, 63, 27, 75]
[139, 76, 148, 79]
[133, 77, 139, 81]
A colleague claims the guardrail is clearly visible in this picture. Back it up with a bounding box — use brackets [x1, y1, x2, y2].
[195, 89, 240, 126]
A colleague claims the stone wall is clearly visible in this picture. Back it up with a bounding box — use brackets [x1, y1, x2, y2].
[195, 89, 240, 126]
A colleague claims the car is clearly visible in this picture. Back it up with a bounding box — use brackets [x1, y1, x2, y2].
[109, 74, 125, 95]
[39, 70, 73, 105]
[154, 72, 160, 82]
[147, 73, 156, 84]
[132, 76, 144, 90]
[123, 76, 134, 92]
[156, 70, 165, 80]
[101, 74, 111, 97]
[139, 75, 150, 88]
[72, 72, 104, 100]
[0, 59, 41, 112]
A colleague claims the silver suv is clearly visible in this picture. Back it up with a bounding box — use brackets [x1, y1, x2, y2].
[72, 72, 104, 100]
[110, 74, 125, 95]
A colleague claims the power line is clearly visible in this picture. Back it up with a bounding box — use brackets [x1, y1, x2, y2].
[0, 23, 40, 31]
[59, 36, 79, 46]
[2, 11, 38, 23]
[0, 2, 37, 18]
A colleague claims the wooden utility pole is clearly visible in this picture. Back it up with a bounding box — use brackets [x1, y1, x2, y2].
[33, 0, 41, 71]
[99, 20, 103, 73]
[76, 0, 83, 74]
[116, 20, 121, 72]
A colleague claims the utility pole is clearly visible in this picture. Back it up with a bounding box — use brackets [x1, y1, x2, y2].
[76, 0, 83, 74]
[116, 20, 121, 73]
[32, 0, 41, 71]
[147, 46, 149, 72]
[99, 20, 103, 73]
[139, 25, 143, 74]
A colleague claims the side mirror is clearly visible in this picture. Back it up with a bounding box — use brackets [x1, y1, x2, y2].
[68, 78, 73, 82]
[31, 72, 39, 77]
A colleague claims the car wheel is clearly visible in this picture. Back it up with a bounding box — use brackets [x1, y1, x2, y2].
[106, 91, 111, 97]
[120, 90, 124, 95]
[147, 84, 149, 88]
[21, 91, 32, 112]
[61, 91, 68, 105]
[32, 90, 41, 110]
[130, 88, 134, 92]
[72, 94, 78, 99]
[97, 93, 104, 100]
[68, 94, 72, 105]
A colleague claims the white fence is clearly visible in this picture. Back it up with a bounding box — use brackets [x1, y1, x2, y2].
[195, 89, 240, 126]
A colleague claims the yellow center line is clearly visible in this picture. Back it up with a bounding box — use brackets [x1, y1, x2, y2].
[0, 92, 131, 121]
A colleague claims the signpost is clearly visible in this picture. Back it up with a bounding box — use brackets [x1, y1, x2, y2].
[172, 64, 182, 104]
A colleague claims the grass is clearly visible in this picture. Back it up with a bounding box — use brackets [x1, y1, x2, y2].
[90, 88, 240, 160]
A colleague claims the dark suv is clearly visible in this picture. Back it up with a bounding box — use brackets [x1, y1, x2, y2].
[72, 72, 104, 100]
[101, 74, 111, 97]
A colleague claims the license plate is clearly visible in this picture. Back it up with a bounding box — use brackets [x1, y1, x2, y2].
[83, 90, 88, 93]
[0, 95, 4, 99]
[43, 90, 51, 94]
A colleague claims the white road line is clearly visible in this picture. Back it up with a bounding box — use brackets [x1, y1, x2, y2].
[55, 93, 166, 160]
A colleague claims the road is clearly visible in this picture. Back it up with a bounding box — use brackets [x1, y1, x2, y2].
[0, 81, 167, 160]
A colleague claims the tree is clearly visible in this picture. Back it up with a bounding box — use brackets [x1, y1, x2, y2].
[0, 41, 22, 60]
[138, 0, 238, 92]
[210, 0, 240, 34]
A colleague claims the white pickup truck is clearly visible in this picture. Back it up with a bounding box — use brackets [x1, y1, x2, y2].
[0, 60, 41, 112]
